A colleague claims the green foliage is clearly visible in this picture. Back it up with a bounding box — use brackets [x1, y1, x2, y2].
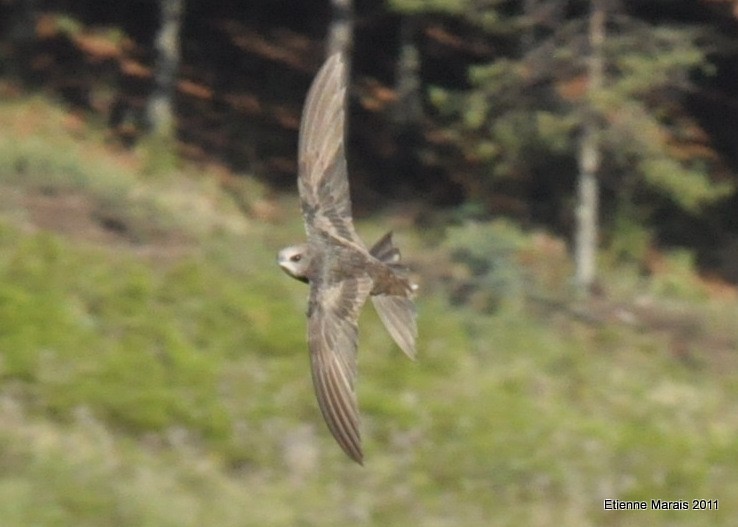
[442, 219, 528, 312]
[3, 222, 736, 526]
[1, 95, 737, 526]
[0, 98, 249, 241]
[603, 205, 652, 266]
[389, 0, 508, 31]
[0, 100, 146, 223]
[606, 26, 710, 99]
[434, 218, 576, 314]
[139, 131, 180, 178]
[389, 0, 467, 15]
[640, 156, 730, 211]
[0, 227, 218, 436]
[601, 101, 731, 211]
[423, 2, 732, 245]
[54, 15, 85, 37]
[648, 249, 709, 300]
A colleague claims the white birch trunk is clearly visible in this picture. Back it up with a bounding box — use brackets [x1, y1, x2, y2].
[327, 0, 353, 58]
[146, 0, 184, 138]
[393, 16, 422, 125]
[575, 0, 605, 294]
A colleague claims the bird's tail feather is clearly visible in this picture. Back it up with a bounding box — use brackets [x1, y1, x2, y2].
[369, 231, 401, 265]
[371, 295, 417, 360]
[369, 231, 417, 360]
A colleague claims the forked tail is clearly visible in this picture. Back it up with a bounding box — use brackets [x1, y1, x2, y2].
[369, 232, 418, 360]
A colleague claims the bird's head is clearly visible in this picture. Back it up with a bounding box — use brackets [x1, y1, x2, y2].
[277, 244, 311, 283]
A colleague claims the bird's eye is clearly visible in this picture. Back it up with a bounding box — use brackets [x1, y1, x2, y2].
[290, 254, 302, 262]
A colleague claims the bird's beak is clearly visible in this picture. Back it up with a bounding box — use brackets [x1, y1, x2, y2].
[277, 256, 289, 274]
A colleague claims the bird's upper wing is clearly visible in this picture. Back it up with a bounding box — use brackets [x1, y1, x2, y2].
[307, 274, 373, 464]
[298, 53, 364, 248]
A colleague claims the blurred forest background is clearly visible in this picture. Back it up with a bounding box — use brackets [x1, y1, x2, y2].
[1, 0, 737, 525]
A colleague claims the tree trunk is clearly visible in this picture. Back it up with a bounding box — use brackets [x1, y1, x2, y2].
[327, 0, 353, 137]
[327, 0, 353, 58]
[575, 0, 605, 295]
[146, 0, 185, 139]
[393, 16, 423, 126]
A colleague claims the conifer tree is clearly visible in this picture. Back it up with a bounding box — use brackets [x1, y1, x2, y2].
[391, 0, 732, 292]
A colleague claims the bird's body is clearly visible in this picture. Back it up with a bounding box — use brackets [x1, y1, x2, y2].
[277, 53, 417, 464]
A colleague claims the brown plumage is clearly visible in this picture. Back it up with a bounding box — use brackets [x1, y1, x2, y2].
[277, 53, 418, 464]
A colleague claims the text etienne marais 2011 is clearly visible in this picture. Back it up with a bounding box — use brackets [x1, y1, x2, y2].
[604, 499, 719, 510]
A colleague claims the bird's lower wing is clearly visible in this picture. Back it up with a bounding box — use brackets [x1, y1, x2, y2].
[308, 275, 373, 463]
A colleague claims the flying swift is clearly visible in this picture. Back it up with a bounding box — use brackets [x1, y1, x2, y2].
[277, 53, 418, 464]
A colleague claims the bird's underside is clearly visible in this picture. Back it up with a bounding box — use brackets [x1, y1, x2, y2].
[278, 53, 417, 464]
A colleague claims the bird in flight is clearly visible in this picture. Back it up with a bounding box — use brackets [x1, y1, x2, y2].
[277, 53, 418, 464]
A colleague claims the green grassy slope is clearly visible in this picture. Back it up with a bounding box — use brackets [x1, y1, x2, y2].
[0, 97, 736, 526]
